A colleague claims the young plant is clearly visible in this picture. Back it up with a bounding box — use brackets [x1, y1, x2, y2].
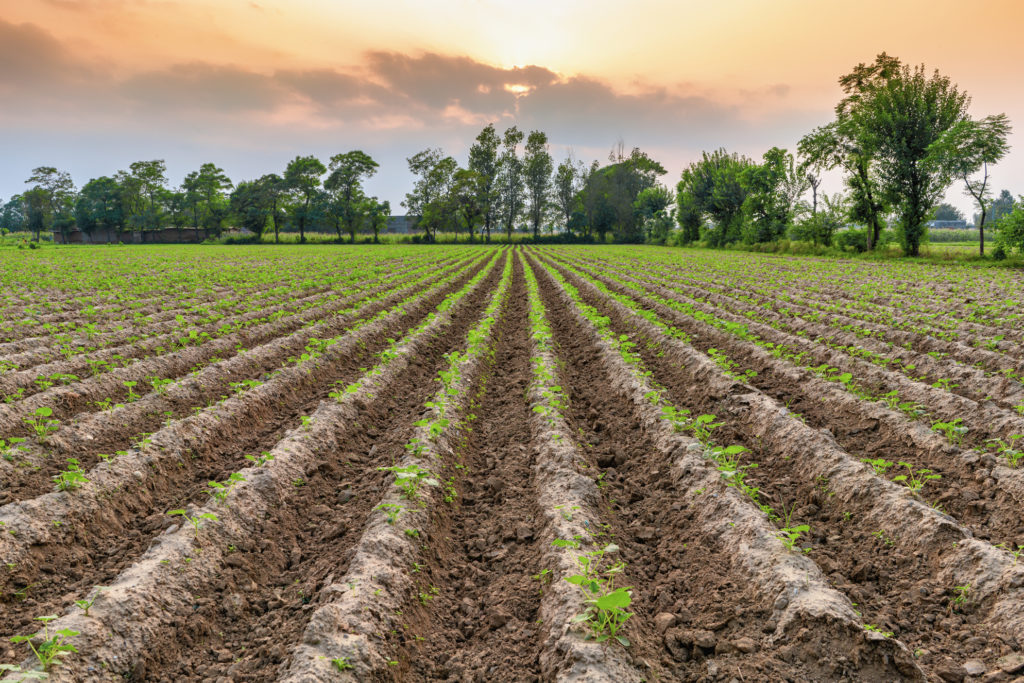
[892, 462, 941, 496]
[931, 418, 968, 446]
[24, 406, 60, 443]
[167, 509, 218, 541]
[949, 583, 971, 612]
[73, 586, 107, 616]
[375, 502, 405, 525]
[9, 615, 79, 672]
[861, 457, 895, 477]
[244, 451, 275, 467]
[564, 543, 632, 647]
[207, 472, 246, 505]
[123, 380, 140, 402]
[777, 524, 811, 553]
[53, 459, 88, 492]
[377, 463, 438, 500]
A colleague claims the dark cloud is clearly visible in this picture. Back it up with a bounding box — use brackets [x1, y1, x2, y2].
[0, 20, 85, 88]
[119, 63, 287, 113]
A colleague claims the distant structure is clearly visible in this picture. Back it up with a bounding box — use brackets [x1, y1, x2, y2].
[926, 219, 969, 229]
[386, 216, 418, 233]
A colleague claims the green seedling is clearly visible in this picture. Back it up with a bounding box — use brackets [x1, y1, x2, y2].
[691, 414, 722, 444]
[167, 509, 218, 541]
[950, 583, 971, 612]
[73, 586, 107, 616]
[862, 458, 895, 477]
[53, 459, 88, 491]
[244, 451, 274, 467]
[777, 524, 811, 553]
[9, 615, 79, 671]
[24, 406, 60, 443]
[891, 462, 941, 496]
[377, 463, 438, 500]
[376, 502, 405, 525]
[331, 657, 353, 671]
[563, 543, 632, 647]
[863, 624, 894, 638]
[932, 418, 968, 446]
[988, 434, 1024, 468]
[123, 380, 140, 402]
[207, 472, 246, 505]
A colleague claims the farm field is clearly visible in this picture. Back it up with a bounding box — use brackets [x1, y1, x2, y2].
[1, 245, 1024, 682]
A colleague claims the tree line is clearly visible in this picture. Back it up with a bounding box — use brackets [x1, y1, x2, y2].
[0, 154, 390, 244]
[2, 52, 1021, 256]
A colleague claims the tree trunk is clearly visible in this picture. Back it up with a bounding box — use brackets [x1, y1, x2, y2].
[979, 207, 987, 257]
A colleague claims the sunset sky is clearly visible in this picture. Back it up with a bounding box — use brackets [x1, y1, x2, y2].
[2, 0, 1021, 215]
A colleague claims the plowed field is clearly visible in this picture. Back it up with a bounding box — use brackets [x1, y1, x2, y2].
[2, 245, 1024, 682]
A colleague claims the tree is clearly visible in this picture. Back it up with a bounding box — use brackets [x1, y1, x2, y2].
[931, 203, 965, 222]
[984, 190, 1015, 228]
[230, 177, 283, 240]
[799, 54, 903, 251]
[789, 192, 847, 246]
[926, 113, 1011, 255]
[468, 124, 501, 242]
[75, 176, 124, 238]
[403, 149, 457, 242]
[523, 130, 554, 240]
[675, 149, 751, 247]
[283, 155, 326, 243]
[183, 163, 232, 237]
[0, 195, 26, 234]
[554, 156, 583, 236]
[325, 151, 379, 243]
[855, 60, 975, 256]
[740, 147, 795, 244]
[451, 169, 485, 242]
[633, 185, 672, 242]
[363, 197, 390, 243]
[496, 126, 525, 240]
[995, 198, 1024, 255]
[24, 166, 75, 241]
[126, 160, 168, 232]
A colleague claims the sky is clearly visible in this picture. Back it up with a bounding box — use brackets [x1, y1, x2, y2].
[1, 0, 1022, 216]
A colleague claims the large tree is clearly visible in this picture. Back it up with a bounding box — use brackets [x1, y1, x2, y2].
[24, 166, 75, 241]
[126, 160, 168, 232]
[451, 168, 485, 242]
[554, 155, 583, 236]
[283, 155, 326, 243]
[523, 130, 553, 240]
[926, 113, 1011, 255]
[496, 126, 525, 240]
[468, 124, 501, 242]
[0, 195, 26, 234]
[740, 147, 796, 244]
[75, 176, 124, 238]
[183, 163, 232, 237]
[403, 149, 457, 242]
[855, 60, 978, 256]
[325, 150, 379, 242]
[799, 54, 902, 251]
[675, 149, 751, 247]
